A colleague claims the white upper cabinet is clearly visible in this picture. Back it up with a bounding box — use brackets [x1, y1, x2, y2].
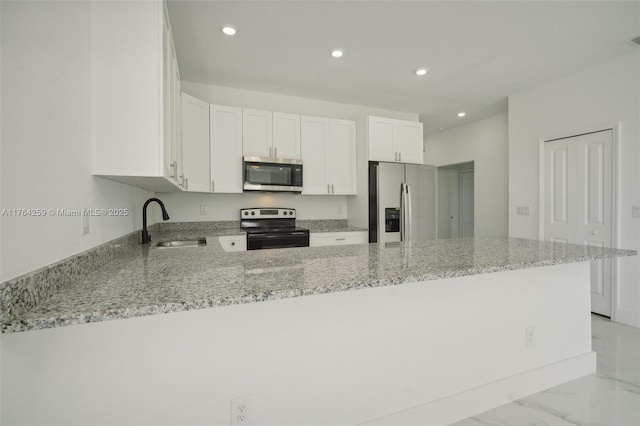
[368, 116, 423, 164]
[301, 116, 329, 195]
[273, 112, 301, 159]
[210, 105, 243, 193]
[91, 0, 183, 192]
[393, 120, 423, 164]
[242, 109, 273, 158]
[242, 109, 301, 160]
[327, 119, 357, 194]
[302, 116, 356, 195]
[368, 116, 396, 162]
[181, 94, 210, 193]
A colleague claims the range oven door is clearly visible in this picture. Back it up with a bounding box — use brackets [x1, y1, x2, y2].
[246, 232, 309, 250]
[243, 156, 303, 193]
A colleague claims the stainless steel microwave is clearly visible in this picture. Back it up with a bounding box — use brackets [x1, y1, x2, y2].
[243, 156, 303, 193]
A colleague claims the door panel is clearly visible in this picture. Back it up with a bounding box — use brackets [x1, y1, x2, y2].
[301, 116, 329, 195]
[377, 163, 405, 243]
[242, 109, 272, 158]
[544, 140, 575, 243]
[544, 130, 613, 317]
[406, 165, 436, 241]
[210, 105, 243, 193]
[328, 119, 356, 195]
[459, 170, 474, 238]
[273, 112, 301, 159]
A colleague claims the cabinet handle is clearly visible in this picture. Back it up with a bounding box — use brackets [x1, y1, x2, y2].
[269, 146, 273, 157]
[327, 184, 331, 194]
[179, 174, 184, 187]
[394, 152, 398, 162]
[331, 184, 334, 194]
[274, 146, 277, 157]
[399, 152, 402, 162]
[184, 177, 188, 190]
[336, 238, 346, 241]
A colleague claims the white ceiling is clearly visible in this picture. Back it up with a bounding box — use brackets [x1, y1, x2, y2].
[167, 1, 640, 136]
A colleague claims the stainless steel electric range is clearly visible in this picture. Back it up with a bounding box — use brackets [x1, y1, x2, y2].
[240, 208, 310, 250]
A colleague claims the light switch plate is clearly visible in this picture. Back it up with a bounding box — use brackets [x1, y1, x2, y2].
[516, 206, 530, 216]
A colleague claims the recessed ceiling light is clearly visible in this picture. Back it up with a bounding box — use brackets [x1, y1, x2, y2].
[457, 112, 466, 118]
[416, 68, 428, 76]
[331, 49, 344, 58]
[222, 25, 237, 36]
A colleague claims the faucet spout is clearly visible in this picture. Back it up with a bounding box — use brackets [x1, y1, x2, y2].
[141, 198, 170, 244]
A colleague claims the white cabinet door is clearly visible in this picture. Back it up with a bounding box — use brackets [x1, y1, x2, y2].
[394, 120, 423, 164]
[162, 7, 174, 181]
[181, 94, 210, 192]
[273, 112, 301, 159]
[328, 119, 357, 195]
[210, 105, 243, 193]
[171, 47, 183, 188]
[368, 116, 395, 162]
[242, 109, 272, 158]
[301, 116, 329, 195]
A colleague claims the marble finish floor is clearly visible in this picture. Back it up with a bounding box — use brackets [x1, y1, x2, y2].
[453, 315, 640, 426]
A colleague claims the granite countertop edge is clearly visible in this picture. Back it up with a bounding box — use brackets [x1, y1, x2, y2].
[2, 244, 634, 334]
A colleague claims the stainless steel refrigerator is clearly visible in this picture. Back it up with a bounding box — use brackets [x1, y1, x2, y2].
[369, 162, 436, 243]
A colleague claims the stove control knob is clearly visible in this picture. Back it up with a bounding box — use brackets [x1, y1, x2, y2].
[243, 211, 248, 216]
[289, 211, 294, 215]
[251, 211, 255, 216]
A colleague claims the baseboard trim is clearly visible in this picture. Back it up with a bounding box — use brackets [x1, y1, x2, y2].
[614, 308, 640, 328]
[359, 351, 596, 426]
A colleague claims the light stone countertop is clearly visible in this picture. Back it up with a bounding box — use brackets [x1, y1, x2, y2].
[2, 237, 634, 333]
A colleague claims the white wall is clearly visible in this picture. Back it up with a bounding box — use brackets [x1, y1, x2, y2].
[161, 192, 346, 221]
[177, 82, 417, 223]
[424, 113, 509, 237]
[508, 53, 640, 327]
[0, 1, 156, 282]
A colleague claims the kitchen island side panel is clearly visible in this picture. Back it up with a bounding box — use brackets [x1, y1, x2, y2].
[2, 262, 592, 425]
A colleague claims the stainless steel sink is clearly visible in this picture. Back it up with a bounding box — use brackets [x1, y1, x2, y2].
[154, 238, 207, 248]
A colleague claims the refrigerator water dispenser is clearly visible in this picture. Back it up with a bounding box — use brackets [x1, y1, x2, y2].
[385, 208, 400, 232]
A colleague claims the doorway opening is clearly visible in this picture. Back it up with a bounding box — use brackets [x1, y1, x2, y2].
[437, 161, 474, 239]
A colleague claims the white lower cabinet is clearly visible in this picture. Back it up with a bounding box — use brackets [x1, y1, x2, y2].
[309, 231, 368, 247]
[218, 235, 247, 252]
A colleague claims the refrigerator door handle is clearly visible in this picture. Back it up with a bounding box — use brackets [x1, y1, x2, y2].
[406, 184, 412, 242]
[400, 183, 408, 241]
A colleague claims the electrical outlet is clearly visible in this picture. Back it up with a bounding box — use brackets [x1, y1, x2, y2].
[632, 206, 640, 219]
[231, 396, 252, 425]
[517, 206, 530, 216]
[82, 215, 90, 235]
[525, 326, 535, 349]
[200, 204, 208, 215]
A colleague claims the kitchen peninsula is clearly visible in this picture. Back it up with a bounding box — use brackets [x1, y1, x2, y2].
[2, 236, 635, 425]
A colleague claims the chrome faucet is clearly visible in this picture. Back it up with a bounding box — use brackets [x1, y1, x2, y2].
[141, 198, 170, 244]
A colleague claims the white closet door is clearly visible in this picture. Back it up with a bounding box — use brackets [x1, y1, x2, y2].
[544, 139, 576, 245]
[544, 130, 613, 316]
